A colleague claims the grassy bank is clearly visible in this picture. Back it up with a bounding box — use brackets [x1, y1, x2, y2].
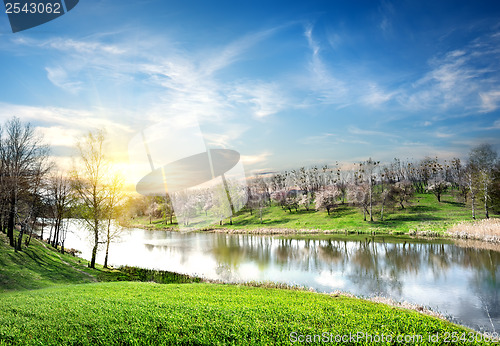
[0, 227, 492, 345]
[0, 281, 487, 345]
[128, 193, 495, 235]
[0, 233, 199, 292]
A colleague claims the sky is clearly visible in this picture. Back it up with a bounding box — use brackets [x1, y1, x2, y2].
[0, 0, 499, 187]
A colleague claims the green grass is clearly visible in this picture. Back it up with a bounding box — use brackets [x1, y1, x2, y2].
[0, 281, 486, 345]
[0, 233, 199, 292]
[129, 192, 494, 234]
[0, 224, 491, 345]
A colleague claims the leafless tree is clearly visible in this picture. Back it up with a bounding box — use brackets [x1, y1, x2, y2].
[0, 117, 49, 250]
[71, 130, 109, 268]
[103, 173, 124, 268]
[468, 143, 497, 219]
[48, 174, 73, 251]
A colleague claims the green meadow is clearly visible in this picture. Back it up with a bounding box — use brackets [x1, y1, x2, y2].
[131, 192, 487, 234]
[0, 232, 490, 345]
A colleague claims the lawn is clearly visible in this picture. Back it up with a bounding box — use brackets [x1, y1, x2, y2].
[0, 221, 494, 345]
[129, 192, 491, 234]
[0, 282, 487, 345]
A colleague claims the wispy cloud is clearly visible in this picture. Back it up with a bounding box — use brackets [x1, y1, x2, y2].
[303, 25, 348, 105]
[398, 33, 500, 114]
[241, 151, 272, 166]
[479, 90, 500, 112]
[45, 66, 82, 93]
[361, 83, 397, 106]
[348, 126, 400, 138]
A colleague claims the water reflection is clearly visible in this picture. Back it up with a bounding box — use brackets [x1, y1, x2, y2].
[64, 225, 499, 333]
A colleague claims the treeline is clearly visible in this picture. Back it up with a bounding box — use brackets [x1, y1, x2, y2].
[0, 118, 123, 270]
[126, 144, 499, 226]
[244, 145, 499, 222]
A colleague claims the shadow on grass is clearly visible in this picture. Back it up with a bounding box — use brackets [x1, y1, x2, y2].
[326, 206, 357, 219]
[442, 200, 465, 208]
[408, 205, 439, 213]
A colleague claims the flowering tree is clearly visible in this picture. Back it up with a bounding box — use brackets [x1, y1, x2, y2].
[426, 179, 451, 202]
[315, 185, 340, 215]
[348, 183, 370, 221]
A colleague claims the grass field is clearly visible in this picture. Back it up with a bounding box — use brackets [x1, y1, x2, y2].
[129, 192, 494, 234]
[0, 282, 486, 345]
[0, 233, 199, 292]
[0, 226, 490, 345]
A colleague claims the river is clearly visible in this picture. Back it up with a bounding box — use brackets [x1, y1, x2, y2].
[62, 223, 499, 333]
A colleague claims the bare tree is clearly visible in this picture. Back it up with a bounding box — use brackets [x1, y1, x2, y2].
[356, 158, 379, 222]
[468, 143, 497, 219]
[103, 173, 124, 268]
[71, 130, 109, 268]
[48, 174, 73, 251]
[389, 180, 414, 210]
[0, 117, 49, 249]
[426, 179, 451, 202]
[348, 183, 370, 221]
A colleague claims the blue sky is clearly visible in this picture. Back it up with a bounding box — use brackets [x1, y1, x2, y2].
[0, 0, 499, 181]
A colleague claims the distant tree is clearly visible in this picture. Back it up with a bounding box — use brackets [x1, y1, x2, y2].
[426, 179, 451, 202]
[491, 161, 500, 214]
[333, 162, 349, 204]
[315, 185, 340, 215]
[48, 174, 73, 252]
[468, 143, 498, 219]
[356, 158, 379, 221]
[379, 188, 394, 221]
[348, 183, 370, 221]
[389, 180, 414, 210]
[161, 194, 175, 224]
[298, 193, 312, 211]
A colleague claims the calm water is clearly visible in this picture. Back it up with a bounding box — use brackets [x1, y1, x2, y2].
[63, 223, 499, 333]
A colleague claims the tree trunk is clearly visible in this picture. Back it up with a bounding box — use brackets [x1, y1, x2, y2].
[484, 183, 489, 219]
[369, 179, 373, 222]
[15, 224, 24, 251]
[90, 220, 99, 269]
[40, 219, 44, 241]
[471, 195, 475, 219]
[104, 219, 112, 268]
[104, 240, 110, 268]
[7, 195, 16, 247]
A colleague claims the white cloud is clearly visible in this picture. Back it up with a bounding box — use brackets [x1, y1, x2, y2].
[479, 90, 500, 113]
[362, 83, 397, 106]
[348, 126, 400, 138]
[45, 66, 82, 93]
[36, 126, 81, 147]
[228, 82, 288, 119]
[241, 151, 272, 166]
[303, 25, 348, 105]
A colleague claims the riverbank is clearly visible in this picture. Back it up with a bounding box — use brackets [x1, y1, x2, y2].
[126, 193, 499, 239]
[0, 231, 490, 345]
[125, 192, 500, 249]
[1, 282, 489, 345]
